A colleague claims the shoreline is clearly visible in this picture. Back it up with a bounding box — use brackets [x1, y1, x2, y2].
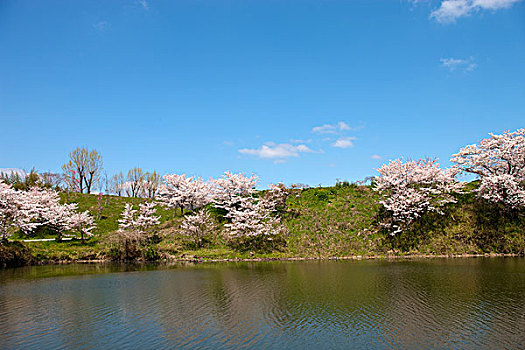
[30, 252, 523, 266]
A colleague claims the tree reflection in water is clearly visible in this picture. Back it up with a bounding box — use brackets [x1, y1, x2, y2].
[0, 258, 524, 349]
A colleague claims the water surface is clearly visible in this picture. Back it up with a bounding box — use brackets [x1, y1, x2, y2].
[1, 258, 524, 349]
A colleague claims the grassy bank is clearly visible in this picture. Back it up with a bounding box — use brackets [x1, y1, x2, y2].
[2, 185, 524, 267]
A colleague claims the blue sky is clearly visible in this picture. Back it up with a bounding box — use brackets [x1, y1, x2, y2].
[1, 0, 524, 187]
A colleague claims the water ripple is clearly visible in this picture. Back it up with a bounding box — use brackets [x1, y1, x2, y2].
[0, 258, 524, 349]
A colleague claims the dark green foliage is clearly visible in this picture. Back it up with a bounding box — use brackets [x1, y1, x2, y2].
[227, 233, 288, 253]
[0, 241, 33, 267]
[379, 194, 525, 255]
[1, 169, 51, 191]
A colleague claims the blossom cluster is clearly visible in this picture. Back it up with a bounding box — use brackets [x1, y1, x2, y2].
[157, 174, 214, 213]
[451, 128, 525, 208]
[212, 172, 286, 238]
[155, 171, 288, 240]
[0, 181, 95, 239]
[180, 209, 216, 246]
[375, 158, 462, 235]
[118, 201, 160, 232]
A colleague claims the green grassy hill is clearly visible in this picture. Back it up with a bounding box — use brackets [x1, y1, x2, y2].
[3, 185, 524, 267]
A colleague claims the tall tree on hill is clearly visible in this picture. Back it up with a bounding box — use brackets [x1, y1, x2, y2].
[111, 172, 125, 196]
[144, 171, 161, 199]
[62, 147, 103, 194]
[84, 150, 103, 193]
[127, 167, 145, 197]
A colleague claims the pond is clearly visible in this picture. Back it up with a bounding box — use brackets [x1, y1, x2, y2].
[1, 258, 524, 349]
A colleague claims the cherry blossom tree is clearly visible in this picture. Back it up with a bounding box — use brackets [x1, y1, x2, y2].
[451, 128, 525, 208]
[264, 183, 295, 212]
[118, 203, 136, 231]
[375, 158, 462, 235]
[212, 171, 257, 212]
[69, 211, 95, 243]
[181, 209, 217, 248]
[1, 182, 98, 241]
[158, 174, 213, 215]
[135, 202, 161, 229]
[118, 201, 160, 232]
[0, 182, 40, 239]
[224, 196, 285, 240]
[212, 172, 286, 243]
[41, 202, 78, 240]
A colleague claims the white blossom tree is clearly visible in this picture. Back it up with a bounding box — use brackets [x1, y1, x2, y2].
[135, 201, 161, 229]
[375, 158, 463, 235]
[451, 128, 525, 209]
[224, 196, 285, 240]
[0, 182, 40, 239]
[1, 181, 98, 241]
[118, 203, 136, 231]
[158, 174, 213, 215]
[212, 172, 286, 242]
[118, 201, 160, 232]
[69, 211, 96, 243]
[212, 171, 257, 213]
[264, 183, 294, 212]
[41, 202, 78, 240]
[181, 209, 217, 247]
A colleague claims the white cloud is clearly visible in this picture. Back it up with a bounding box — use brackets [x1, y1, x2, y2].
[312, 121, 354, 134]
[371, 154, 382, 160]
[93, 21, 109, 31]
[239, 143, 316, 160]
[338, 121, 351, 131]
[332, 137, 357, 149]
[430, 0, 522, 23]
[289, 138, 312, 144]
[440, 57, 477, 72]
[138, 0, 149, 10]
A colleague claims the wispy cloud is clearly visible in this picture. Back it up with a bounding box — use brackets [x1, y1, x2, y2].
[332, 137, 357, 149]
[312, 121, 352, 134]
[137, 0, 149, 10]
[430, 0, 522, 23]
[440, 57, 477, 72]
[93, 21, 109, 31]
[239, 142, 317, 161]
[371, 154, 382, 160]
[289, 138, 312, 144]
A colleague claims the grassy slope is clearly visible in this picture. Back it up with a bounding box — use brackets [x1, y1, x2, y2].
[7, 185, 525, 264]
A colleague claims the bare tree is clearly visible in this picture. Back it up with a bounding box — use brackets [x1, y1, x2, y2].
[144, 171, 161, 198]
[84, 149, 103, 193]
[127, 167, 145, 197]
[41, 172, 63, 190]
[62, 147, 103, 194]
[111, 172, 125, 196]
[62, 148, 87, 193]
